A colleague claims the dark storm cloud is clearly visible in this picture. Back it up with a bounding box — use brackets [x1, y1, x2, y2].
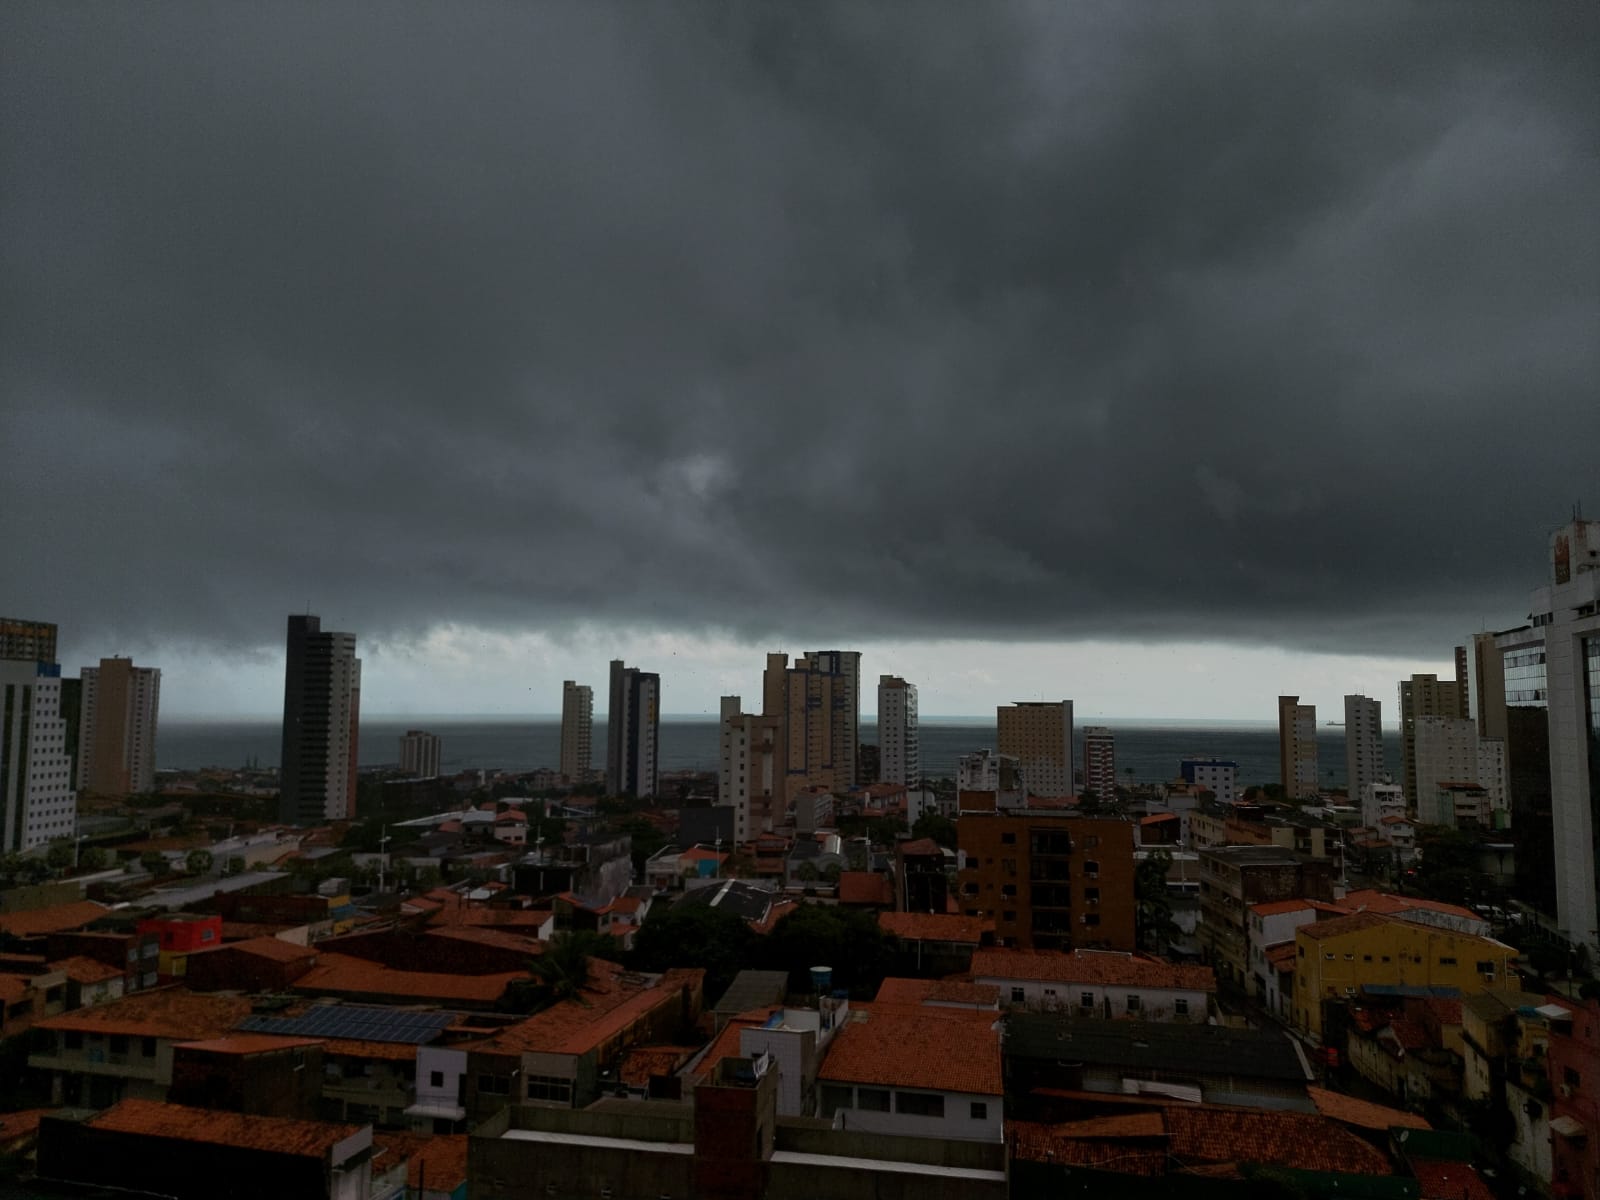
[3, 2, 1596, 661]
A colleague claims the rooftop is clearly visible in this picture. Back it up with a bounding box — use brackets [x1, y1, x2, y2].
[970, 948, 1215, 992]
[0, 901, 110, 939]
[1296, 911, 1396, 941]
[371, 1132, 469, 1194]
[175, 1034, 324, 1056]
[712, 969, 790, 1017]
[292, 952, 525, 1004]
[38, 987, 251, 1040]
[837, 872, 894, 906]
[472, 966, 702, 1058]
[818, 1003, 1001, 1096]
[1005, 1013, 1310, 1082]
[1307, 1086, 1430, 1131]
[85, 1099, 361, 1160]
[878, 911, 988, 944]
[873, 978, 1000, 1008]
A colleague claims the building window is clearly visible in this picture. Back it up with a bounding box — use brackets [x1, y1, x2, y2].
[1081, 993, 1095, 1009]
[1564, 1067, 1581, 1089]
[525, 1075, 572, 1104]
[1084, 861, 1100, 878]
[820, 1084, 852, 1117]
[64, 1032, 83, 1051]
[970, 1101, 988, 1120]
[895, 1091, 945, 1118]
[1011, 987, 1026, 1003]
[1084, 914, 1100, 927]
[1126, 994, 1141, 1013]
[109, 1035, 128, 1055]
[141, 1037, 157, 1057]
[1175, 998, 1189, 1015]
[478, 1074, 511, 1096]
[857, 1087, 890, 1112]
[1476, 960, 1495, 974]
[430, 1071, 445, 1088]
[1439, 957, 1457, 966]
[1000, 833, 1016, 845]
[1002, 911, 1016, 922]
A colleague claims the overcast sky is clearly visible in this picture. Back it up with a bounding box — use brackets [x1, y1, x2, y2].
[3, 3, 1596, 722]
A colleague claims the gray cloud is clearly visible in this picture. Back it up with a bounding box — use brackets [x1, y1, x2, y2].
[3, 2, 1596, 664]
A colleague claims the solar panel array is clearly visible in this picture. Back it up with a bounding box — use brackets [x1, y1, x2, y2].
[237, 1005, 459, 1044]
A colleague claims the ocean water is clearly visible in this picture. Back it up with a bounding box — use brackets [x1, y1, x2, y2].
[157, 716, 1400, 791]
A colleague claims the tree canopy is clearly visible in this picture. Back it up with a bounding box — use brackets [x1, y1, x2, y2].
[629, 901, 759, 1001]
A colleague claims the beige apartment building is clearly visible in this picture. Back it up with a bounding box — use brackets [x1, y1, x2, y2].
[763, 651, 860, 801]
[560, 680, 592, 783]
[997, 701, 1074, 798]
[1399, 668, 1467, 806]
[79, 657, 161, 797]
[1277, 695, 1318, 800]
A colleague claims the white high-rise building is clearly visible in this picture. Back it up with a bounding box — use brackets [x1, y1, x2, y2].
[1343, 695, 1385, 810]
[560, 681, 593, 783]
[876, 675, 919, 787]
[79, 658, 161, 797]
[606, 661, 659, 798]
[1082, 727, 1116, 801]
[1180, 756, 1239, 805]
[399, 730, 442, 779]
[1, 652, 76, 853]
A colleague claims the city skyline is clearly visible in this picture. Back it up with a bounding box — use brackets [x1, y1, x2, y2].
[3, 6, 1595, 735]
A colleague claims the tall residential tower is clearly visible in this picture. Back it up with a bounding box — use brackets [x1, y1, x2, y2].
[1343, 695, 1384, 811]
[606, 661, 659, 798]
[79, 657, 161, 797]
[278, 615, 361, 825]
[997, 700, 1074, 798]
[876, 675, 919, 788]
[1277, 695, 1319, 800]
[560, 680, 593, 784]
[1, 618, 76, 852]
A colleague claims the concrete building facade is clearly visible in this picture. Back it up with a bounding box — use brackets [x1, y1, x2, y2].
[1343, 694, 1384, 812]
[278, 615, 361, 825]
[1400, 668, 1468, 806]
[1081, 726, 1115, 803]
[997, 701, 1073, 799]
[717, 697, 780, 843]
[1181, 757, 1239, 805]
[606, 660, 659, 798]
[1, 653, 76, 853]
[876, 675, 918, 788]
[559, 680, 592, 784]
[763, 651, 860, 801]
[78, 658, 161, 797]
[1277, 696, 1319, 799]
[398, 730, 441, 780]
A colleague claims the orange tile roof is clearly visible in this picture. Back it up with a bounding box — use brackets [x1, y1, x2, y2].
[0, 1108, 52, 1147]
[371, 1132, 469, 1193]
[424, 926, 544, 954]
[877, 912, 988, 944]
[749, 899, 798, 935]
[175, 1034, 324, 1055]
[687, 1007, 779, 1084]
[1341, 890, 1481, 923]
[1411, 1160, 1495, 1200]
[1265, 942, 1299, 969]
[227, 936, 319, 963]
[971, 948, 1215, 992]
[319, 1037, 422, 1061]
[896, 837, 943, 855]
[818, 1004, 1001, 1096]
[1048, 1112, 1167, 1139]
[873, 978, 999, 1007]
[1307, 1086, 1430, 1131]
[292, 952, 525, 1004]
[0, 976, 29, 1004]
[0, 901, 110, 938]
[474, 967, 703, 1058]
[1250, 899, 1333, 918]
[48, 956, 123, 985]
[837, 872, 894, 906]
[1009, 1121, 1166, 1175]
[619, 1044, 697, 1086]
[88, 1099, 360, 1159]
[1296, 911, 1395, 941]
[38, 987, 252, 1040]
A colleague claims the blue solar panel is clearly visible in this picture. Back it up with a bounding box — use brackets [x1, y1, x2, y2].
[237, 1004, 459, 1044]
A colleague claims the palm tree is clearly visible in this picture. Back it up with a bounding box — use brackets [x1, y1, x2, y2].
[527, 932, 617, 1005]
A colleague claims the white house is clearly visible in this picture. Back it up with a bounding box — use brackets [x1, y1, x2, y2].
[817, 1004, 1003, 1142]
[969, 948, 1214, 1023]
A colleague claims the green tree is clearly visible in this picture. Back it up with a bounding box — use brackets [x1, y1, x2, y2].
[1414, 827, 1486, 905]
[796, 861, 819, 883]
[139, 850, 168, 876]
[630, 903, 758, 1000]
[1078, 789, 1103, 816]
[185, 849, 214, 876]
[821, 862, 842, 885]
[761, 904, 896, 997]
[527, 931, 621, 1005]
[45, 841, 74, 873]
[909, 811, 956, 849]
[78, 846, 108, 872]
[1135, 849, 1179, 952]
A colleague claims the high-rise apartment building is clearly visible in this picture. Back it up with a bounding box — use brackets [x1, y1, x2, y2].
[876, 675, 918, 787]
[1343, 695, 1385, 810]
[1, 619, 76, 852]
[1180, 757, 1239, 805]
[79, 657, 161, 796]
[606, 660, 659, 798]
[997, 701, 1074, 799]
[1399, 667, 1467, 806]
[762, 651, 860, 801]
[1489, 624, 1556, 917]
[399, 730, 442, 779]
[278, 615, 361, 825]
[1497, 519, 1600, 953]
[0, 618, 57, 665]
[956, 813, 1135, 951]
[1082, 727, 1116, 802]
[718, 696, 782, 843]
[1277, 696, 1319, 800]
[560, 681, 593, 784]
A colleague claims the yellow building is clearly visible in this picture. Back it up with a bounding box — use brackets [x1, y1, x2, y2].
[1292, 911, 1520, 1040]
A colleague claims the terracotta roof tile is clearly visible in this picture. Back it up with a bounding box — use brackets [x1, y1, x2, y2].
[1341, 890, 1481, 923]
[319, 1038, 423, 1061]
[837, 872, 894, 906]
[873, 978, 999, 1008]
[971, 948, 1215, 992]
[1411, 1160, 1496, 1200]
[0, 1109, 52, 1147]
[0, 901, 110, 938]
[1296, 911, 1395, 940]
[38, 987, 252, 1040]
[896, 837, 943, 855]
[619, 1044, 697, 1086]
[475, 967, 703, 1058]
[292, 952, 525, 1004]
[1307, 1086, 1430, 1131]
[175, 1034, 324, 1055]
[877, 912, 988, 944]
[48, 956, 124, 984]
[227, 936, 319, 963]
[1250, 899, 1335, 918]
[687, 1007, 779, 1084]
[818, 1004, 1001, 1096]
[371, 1132, 469, 1193]
[87, 1099, 361, 1159]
